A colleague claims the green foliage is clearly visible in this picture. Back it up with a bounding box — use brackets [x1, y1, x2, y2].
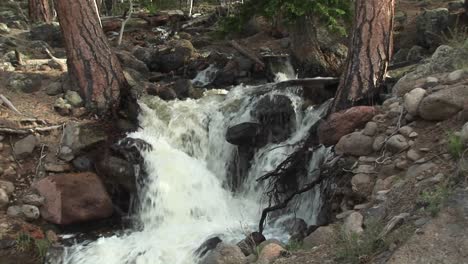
[34, 238, 51, 260]
[285, 239, 303, 252]
[15, 232, 51, 260]
[219, 0, 351, 35]
[447, 132, 464, 159]
[420, 185, 451, 217]
[335, 220, 387, 264]
[15, 232, 33, 252]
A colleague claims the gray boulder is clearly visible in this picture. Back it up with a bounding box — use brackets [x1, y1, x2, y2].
[13, 135, 38, 158]
[387, 134, 409, 153]
[200, 243, 246, 264]
[404, 88, 426, 115]
[418, 85, 466, 120]
[7, 73, 42, 93]
[336, 132, 374, 156]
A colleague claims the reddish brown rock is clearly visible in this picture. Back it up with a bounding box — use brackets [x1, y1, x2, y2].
[318, 106, 377, 146]
[33, 172, 113, 225]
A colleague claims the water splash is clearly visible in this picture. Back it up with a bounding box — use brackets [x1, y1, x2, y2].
[61, 79, 329, 264]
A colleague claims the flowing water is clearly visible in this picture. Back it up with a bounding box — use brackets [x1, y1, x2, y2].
[60, 77, 330, 264]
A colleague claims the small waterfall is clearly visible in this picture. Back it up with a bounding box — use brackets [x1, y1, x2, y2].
[60, 74, 331, 264]
[192, 65, 219, 87]
[264, 55, 297, 82]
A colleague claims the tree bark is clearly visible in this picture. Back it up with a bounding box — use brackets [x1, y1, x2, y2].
[29, 0, 52, 23]
[331, 0, 395, 112]
[55, 0, 128, 114]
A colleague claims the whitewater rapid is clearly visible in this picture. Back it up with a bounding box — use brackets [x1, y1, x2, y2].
[61, 81, 329, 264]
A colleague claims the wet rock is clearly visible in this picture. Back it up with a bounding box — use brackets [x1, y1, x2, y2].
[254, 95, 295, 143]
[7, 73, 42, 93]
[0, 189, 8, 209]
[96, 155, 136, 193]
[419, 84, 466, 120]
[46, 82, 63, 96]
[0, 180, 14, 196]
[416, 8, 449, 48]
[72, 155, 93, 171]
[257, 243, 287, 264]
[13, 135, 38, 158]
[0, 23, 10, 34]
[30, 22, 63, 47]
[387, 134, 409, 153]
[64, 91, 83, 107]
[60, 121, 107, 156]
[115, 50, 149, 75]
[281, 218, 308, 242]
[404, 88, 426, 116]
[200, 243, 246, 264]
[21, 194, 45, 207]
[236, 232, 265, 256]
[54, 98, 72, 116]
[158, 39, 195, 72]
[303, 226, 335, 249]
[146, 83, 177, 101]
[344, 212, 364, 235]
[33, 172, 113, 225]
[336, 132, 374, 156]
[196, 237, 223, 258]
[318, 106, 377, 146]
[173, 79, 192, 99]
[351, 174, 373, 197]
[226, 122, 262, 146]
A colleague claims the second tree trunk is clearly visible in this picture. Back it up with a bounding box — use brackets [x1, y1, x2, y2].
[332, 0, 395, 112]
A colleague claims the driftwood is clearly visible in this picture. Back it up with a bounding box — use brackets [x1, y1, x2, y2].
[0, 124, 63, 135]
[230, 40, 266, 70]
[44, 48, 67, 71]
[0, 94, 22, 115]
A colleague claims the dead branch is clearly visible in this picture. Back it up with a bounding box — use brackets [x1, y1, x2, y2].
[0, 94, 22, 115]
[118, 0, 133, 46]
[0, 124, 64, 135]
[230, 40, 265, 70]
[44, 48, 67, 71]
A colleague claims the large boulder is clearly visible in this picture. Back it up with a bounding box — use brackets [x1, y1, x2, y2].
[303, 225, 336, 249]
[226, 122, 262, 146]
[30, 22, 63, 47]
[253, 95, 295, 143]
[418, 85, 467, 121]
[257, 243, 287, 264]
[318, 106, 377, 146]
[416, 8, 449, 48]
[157, 39, 195, 72]
[335, 132, 374, 156]
[200, 243, 247, 264]
[7, 73, 42, 93]
[404, 88, 426, 115]
[115, 50, 149, 76]
[33, 172, 113, 225]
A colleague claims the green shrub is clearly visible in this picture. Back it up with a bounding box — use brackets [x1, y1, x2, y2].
[447, 132, 464, 159]
[335, 220, 387, 264]
[420, 185, 451, 217]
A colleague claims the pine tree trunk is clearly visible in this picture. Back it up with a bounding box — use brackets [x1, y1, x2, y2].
[331, 0, 395, 112]
[55, 0, 128, 115]
[291, 16, 331, 77]
[29, 0, 52, 23]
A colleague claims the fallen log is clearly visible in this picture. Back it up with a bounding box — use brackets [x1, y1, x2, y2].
[0, 124, 64, 135]
[230, 40, 265, 70]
